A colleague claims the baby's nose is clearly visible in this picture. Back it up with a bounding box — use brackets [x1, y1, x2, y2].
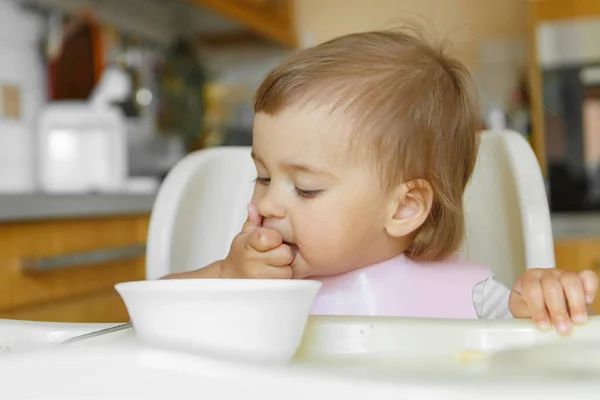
[256, 192, 285, 219]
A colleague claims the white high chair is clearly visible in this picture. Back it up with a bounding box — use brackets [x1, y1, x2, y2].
[5, 131, 597, 400]
[462, 130, 554, 285]
[146, 130, 554, 286]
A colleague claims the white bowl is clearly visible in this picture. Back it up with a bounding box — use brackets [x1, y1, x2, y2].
[115, 279, 322, 363]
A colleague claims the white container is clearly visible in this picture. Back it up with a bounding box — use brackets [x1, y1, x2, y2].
[0, 2, 44, 46]
[37, 103, 128, 193]
[0, 123, 35, 192]
[115, 279, 322, 363]
[0, 2, 45, 193]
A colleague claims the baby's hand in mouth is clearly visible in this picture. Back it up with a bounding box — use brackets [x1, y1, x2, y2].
[222, 228, 295, 279]
[283, 241, 299, 257]
[220, 205, 296, 279]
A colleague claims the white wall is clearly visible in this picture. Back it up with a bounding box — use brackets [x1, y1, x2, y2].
[0, 1, 46, 192]
[293, 0, 529, 116]
[294, 0, 527, 64]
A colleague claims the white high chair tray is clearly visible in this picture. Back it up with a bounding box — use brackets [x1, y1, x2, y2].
[296, 316, 600, 378]
[2, 317, 600, 399]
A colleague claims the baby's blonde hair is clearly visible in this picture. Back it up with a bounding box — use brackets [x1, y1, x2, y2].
[254, 29, 481, 261]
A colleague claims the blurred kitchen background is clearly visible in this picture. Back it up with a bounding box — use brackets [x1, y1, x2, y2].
[0, 0, 535, 199]
[1, 0, 600, 323]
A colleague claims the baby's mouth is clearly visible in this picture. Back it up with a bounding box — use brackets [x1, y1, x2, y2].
[283, 241, 299, 256]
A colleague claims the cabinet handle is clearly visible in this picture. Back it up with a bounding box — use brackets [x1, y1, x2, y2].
[21, 244, 146, 274]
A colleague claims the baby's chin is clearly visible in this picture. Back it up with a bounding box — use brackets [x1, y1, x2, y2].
[290, 256, 340, 280]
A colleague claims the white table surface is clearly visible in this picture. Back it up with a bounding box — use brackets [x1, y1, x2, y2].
[3, 318, 600, 399]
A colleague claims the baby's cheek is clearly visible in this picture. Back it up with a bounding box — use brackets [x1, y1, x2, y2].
[297, 217, 361, 272]
[299, 219, 342, 252]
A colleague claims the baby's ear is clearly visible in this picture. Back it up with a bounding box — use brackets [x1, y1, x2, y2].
[384, 179, 433, 238]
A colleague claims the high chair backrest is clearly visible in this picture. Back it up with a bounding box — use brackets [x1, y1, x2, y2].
[146, 130, 554, 285]
[461, 131, 554, 286]
[146, 147, 255, 280]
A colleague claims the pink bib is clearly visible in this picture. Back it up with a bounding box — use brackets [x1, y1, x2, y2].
[308, 253, 492, 319]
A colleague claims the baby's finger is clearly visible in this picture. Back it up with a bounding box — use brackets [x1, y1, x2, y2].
[241, 203, 263, 234]
[260, 244, 295, 267]
[255, 265, 293, 280]
[542, 274, 571, 335]
[560, 272, 587, 324]
[520, 274, 550, 329]
[579, 270, 599, 305]
[246, 228, 283, 252]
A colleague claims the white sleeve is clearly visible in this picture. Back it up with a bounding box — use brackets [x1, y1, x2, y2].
[472, 276, 513, 319]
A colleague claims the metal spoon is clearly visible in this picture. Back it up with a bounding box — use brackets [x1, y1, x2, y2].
[58, 322, 133, 346]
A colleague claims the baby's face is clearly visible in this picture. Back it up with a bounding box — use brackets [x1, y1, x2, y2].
[251, 105, 397, 279]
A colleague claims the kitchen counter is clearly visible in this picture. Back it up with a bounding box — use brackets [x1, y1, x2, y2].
[552, 213, 600, 240]
[1, 194, 597, 237]
[0, 193, 155, 221]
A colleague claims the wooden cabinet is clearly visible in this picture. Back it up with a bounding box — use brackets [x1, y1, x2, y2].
[2, 290, 131, 323]
[0, 215, 148, 323]
[190, 0, 296, 48]
[554, 239, 600, 313]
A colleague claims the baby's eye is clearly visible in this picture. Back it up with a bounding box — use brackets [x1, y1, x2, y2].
[295, 187, 323, 199]
[255, 177, 271, 185]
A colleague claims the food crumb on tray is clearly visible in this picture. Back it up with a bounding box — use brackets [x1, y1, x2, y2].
[456, 350, 486, 363]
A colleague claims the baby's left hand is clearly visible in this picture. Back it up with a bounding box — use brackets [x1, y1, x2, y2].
[509, 268, 599, 335]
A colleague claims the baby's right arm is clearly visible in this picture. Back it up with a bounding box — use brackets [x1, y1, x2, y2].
[162, 261, 223, 279]
[162, 205, 294, 280]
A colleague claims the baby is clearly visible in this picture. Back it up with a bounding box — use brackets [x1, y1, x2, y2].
[167, 29, 598, 335]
